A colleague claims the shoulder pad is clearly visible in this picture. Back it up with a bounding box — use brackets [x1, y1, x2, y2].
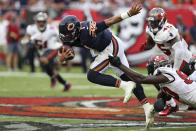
[154, 67, 175, 83]
[161, 24, 178, 42]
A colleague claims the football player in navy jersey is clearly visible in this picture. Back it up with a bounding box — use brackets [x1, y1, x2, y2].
[58, 3, 154, 128]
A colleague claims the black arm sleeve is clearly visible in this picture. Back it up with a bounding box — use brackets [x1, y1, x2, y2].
[95, 21, 109, 34]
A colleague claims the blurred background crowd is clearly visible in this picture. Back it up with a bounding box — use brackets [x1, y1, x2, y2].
[1, 0, 196, 73]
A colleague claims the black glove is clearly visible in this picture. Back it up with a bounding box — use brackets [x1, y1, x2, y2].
[189, 57, 196, 70]
[108, 56, 122, 67]
[146, 61, 154, 75]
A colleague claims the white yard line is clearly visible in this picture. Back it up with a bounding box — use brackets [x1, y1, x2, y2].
[0, 85, 117, 92]
[0, 72, 86, 78]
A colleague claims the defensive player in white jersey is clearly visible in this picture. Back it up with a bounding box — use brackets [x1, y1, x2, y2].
[143, 8, 195, 115]
[109, 55, 196, 111]
[144, 8, 192, 70]
[22, 12, 71, 91]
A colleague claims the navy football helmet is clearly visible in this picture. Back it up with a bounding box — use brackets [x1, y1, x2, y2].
[59, 15, 80, 43]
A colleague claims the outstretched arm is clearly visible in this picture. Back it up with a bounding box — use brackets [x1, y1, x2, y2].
[104, 3, 142, 27]
[119, 64, 169, 84]
[109, 56, 169, 84]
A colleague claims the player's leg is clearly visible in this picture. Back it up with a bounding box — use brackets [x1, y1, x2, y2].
[155, 90, 178, 116]
[112, 36, 154, 128]
[87, 40, 135, 104]
[53, 69, 71, 91]
[43, 62, 57, 87]
[41, 50, 57, 87]
[48, 50, 71, 91]
[42, 50, 71, 90]
[6, 44, 14, 71]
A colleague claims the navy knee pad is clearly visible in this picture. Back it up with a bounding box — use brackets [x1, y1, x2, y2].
[87, 69, 117, 87]
[87, 69, 99, 83]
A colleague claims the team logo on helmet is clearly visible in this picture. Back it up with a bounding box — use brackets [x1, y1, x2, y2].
[67, 23, 75, 31]
[157, 12, 165, 20]
[152, 55, 167, 63]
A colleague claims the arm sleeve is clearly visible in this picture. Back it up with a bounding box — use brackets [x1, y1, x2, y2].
[162, 73, 175, 82]
[172, 41, 185, 70]
[95, 21, 109, 34]
[154, 68, 174, 83]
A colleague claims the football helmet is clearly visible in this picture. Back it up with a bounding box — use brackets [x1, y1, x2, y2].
[34, 12, 48, 32]
[147, 55, 170, 75]
[59, 15, 80, 43]
[147, 8, 167, 34]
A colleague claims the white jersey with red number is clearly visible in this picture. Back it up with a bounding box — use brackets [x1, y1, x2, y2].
[146, 22, 192, 69]
[26, 24, 62, 55]
[154, 67, 196, 107]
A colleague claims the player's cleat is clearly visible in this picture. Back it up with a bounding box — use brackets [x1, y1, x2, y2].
[158, 105, 179, 116]
[144, 103, 155, 129]
[121, 81, 136, 104]
[63, 83, 72, 91]
[50, 77, 57, 88]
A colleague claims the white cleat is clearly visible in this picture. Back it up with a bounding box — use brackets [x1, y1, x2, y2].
[144, 104, 155, 129]
[121, 81, 136, 104]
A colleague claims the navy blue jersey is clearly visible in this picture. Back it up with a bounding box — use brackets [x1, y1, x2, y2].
[63, 21, 112, 52]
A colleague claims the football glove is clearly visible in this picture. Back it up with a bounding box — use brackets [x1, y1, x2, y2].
[108, 56, 122, 67]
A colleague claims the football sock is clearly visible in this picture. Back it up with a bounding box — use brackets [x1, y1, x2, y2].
[87, 69, 117, 87]
[120, 73, 148, 104]
[119, 81, 128, 89]
[56, 74, 66, 85]
[166, 98, 176, 107]
[45, 65, 53, 77]
[51, 75, 56, 83]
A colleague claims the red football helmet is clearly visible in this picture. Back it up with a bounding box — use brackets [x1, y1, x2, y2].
[147, 55, 170, 75]
[147, 8, 167, 34]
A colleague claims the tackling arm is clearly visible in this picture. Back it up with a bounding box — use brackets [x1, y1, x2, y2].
[108, 56, 169, 84]
[119, 64, 169, 84]
[104, 3, 142, 27]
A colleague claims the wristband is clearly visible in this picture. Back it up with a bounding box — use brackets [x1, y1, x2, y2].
[120, 12, 131, 19]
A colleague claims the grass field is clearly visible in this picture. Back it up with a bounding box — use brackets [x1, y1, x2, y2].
[0, 66, 196, 131]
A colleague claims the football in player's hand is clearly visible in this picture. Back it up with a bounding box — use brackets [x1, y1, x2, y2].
[59, 45, 75, 60]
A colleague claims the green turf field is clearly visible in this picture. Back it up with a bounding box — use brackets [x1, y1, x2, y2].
[0, 66, 196, 131]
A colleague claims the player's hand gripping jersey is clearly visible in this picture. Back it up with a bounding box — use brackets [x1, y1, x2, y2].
[154, 67, 196, 107]
[27, 24, 62, 55]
